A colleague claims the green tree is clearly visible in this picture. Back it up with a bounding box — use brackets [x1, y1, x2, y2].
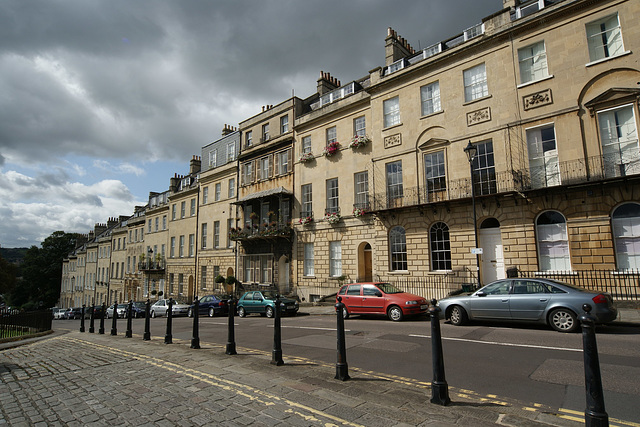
[0, 252, 18, 301]
[9, 231, 78, 310]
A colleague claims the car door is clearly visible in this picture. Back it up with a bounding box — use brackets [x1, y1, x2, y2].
[509, 280, 552, 320]
[342, 285, 363, 313]
[200, 296, 212, 314]
[243, 292, 257, 313]
[362, 285, 385, 314]
[466, 280, 512, 319]
[157, 300, 167, 316]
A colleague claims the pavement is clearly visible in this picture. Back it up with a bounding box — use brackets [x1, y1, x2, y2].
[0, 306, 637, 427]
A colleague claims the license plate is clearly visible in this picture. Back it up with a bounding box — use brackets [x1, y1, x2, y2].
[420, 305, 428, 310]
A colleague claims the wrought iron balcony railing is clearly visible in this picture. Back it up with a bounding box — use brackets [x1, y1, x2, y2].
[138, 258, 166, 272]
[370, 152, 640, 212]
[229, 221, 293, 241]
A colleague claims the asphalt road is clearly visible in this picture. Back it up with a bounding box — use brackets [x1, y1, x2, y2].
[57, 312, 640, 425]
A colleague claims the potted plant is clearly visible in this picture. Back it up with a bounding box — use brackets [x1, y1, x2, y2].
[299, 216, 313, 226]
[324, 212, 341, 224]
[215, 275, 225, 284]
[349, 134, 371, 149]
[352, 207, 367, 217]
[323, 141, 341, 157]
[299, 152, 315, 163]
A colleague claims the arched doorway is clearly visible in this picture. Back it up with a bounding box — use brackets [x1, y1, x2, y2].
[478, 218, 505, 283]
[357, 242, 373, 282]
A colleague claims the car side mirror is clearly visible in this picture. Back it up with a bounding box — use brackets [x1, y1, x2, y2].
[476, 291, 486, 297]
[375, 291, 382, 297]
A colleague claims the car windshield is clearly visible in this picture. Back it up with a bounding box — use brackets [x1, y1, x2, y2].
[262, 291, 278, 300]
[133, 302, 146, 308]
[375, 283, 402, 294]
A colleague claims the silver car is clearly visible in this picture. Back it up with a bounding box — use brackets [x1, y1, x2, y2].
[437, 278, 617, 332]
[150, 299, 190, 318]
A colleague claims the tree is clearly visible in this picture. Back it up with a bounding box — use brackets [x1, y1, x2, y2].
[0, 252, 17, 301]
[9, 231, 78, 310]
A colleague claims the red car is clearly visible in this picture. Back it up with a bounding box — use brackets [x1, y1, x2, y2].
[336, 282, 429, 321]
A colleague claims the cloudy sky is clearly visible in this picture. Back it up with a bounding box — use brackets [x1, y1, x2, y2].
[0, 0, 499, 248]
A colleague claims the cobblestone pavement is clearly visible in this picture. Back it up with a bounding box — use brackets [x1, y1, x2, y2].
[0, 330, 591, 426]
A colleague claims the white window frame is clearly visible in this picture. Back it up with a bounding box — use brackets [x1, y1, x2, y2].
[304, 243, 314, 277]
[518, 41, 549, 85]
[329, 241, 342, 277]
[326, 126, 337, 145]
[420, 81, 441, 116]
[586, 13, 625, 64]
[536, 211, 571, 271]
[526, 123, 560, 188]
[463, 63, 488, 102]
[383, 96, 400, 128]
[354, 116, 366, 138]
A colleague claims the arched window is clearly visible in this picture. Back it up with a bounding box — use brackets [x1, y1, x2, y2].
[612, 203, 640, 270]
[536, 211, 570, 271]
[389, 226, 407, 271]
[430, 222, 451, 271]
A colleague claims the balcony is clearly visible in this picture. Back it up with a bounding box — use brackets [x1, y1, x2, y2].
[229, 222, 293, 242]
[138, 258, 166, 272]
[370, 152, 640, 212]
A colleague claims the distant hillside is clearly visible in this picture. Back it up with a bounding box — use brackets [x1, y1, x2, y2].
[0, 247, 29, 264]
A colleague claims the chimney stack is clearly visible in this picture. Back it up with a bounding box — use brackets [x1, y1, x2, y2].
[385, 27, 415, 66]
[317, 71, 341, 95]
[190, 155, 201, 175]
[222, 124, 237, 136]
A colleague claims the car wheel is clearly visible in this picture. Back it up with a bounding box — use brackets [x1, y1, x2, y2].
[237, 306, 246, 318]
[342, 306, 350, 320]
[209, 308, 215, 317]
[265, 306, 274, 318]
[387, 306, 404, 322]
[151, 310, 156, 318]
[449, 305, 468, 326]
[549, 308, 578, 333]
[187, 308, 193, 318]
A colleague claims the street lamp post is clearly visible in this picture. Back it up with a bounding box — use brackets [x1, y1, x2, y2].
[464, 141, 481, 290]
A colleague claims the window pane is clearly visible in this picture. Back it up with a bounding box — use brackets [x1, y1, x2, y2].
[586, 14, 624, 62]
[330, 241, 342, 277]
[464, 63, 488, 102]
[420, 82, 441, 115]
[430, 222, 451, 270]
[383, 97, 400, 128]
[386, 161, 403, 207]
[424, 151, 446, 197]
[518, 41, 548, 83]
[527, 124, 560, 188]
[612, 203, 640, 270]
[536, 211, 570, 271]
[597, 105, 639, 177]
[389, 226, 407, 271]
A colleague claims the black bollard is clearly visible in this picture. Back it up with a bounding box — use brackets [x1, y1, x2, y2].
[125, 300, 133, 338]
[270, 295, 284, 366]
[164, 298, 173, 344]
[110, 301, 118, 336]
[143, 299, 151, 341]
[225, 298, 237, 355]
[99, 302, 106, 334]
[335, 296, 350, 381]
[89, 300, 95, 333]
[429, 299, 450, 406]
[80, 305, 86, 332]
[580, 304, 609, 427]
[191, 297, 201, 349]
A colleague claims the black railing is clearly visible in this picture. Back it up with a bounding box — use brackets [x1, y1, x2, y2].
[0, 309, 52, 339]
[371, 152, 640, 212]
[515, 269, 640, 301]
[229, 222, 293, 241]
[138, 258, 166, 271]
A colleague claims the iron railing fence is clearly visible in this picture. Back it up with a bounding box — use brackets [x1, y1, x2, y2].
[515, 269, 640, 301]
[370, 152, 640, 212]
[0, 309, 52, 339]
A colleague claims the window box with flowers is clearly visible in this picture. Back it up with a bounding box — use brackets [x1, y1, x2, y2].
[349, 134, 371, 149]
[299, 152, 315, 164]
[324, 212, 341, 224]
[352, 207, 368, 218]
[299, 215, 313, 226]
[323, 141, 341, 157]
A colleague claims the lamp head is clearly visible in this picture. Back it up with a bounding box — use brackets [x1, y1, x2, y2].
[464, 141, 477, 162]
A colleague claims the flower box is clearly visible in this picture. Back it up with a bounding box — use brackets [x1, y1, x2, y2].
[352, 207, 368, 217]
[299, 152, 315, 163]
[324, 212, 341, 224]
[299, 216, 313, 226]
[323, 141, 341, 157]
[349, 135, 371, 149]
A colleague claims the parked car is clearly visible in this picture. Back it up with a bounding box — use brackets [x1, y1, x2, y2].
[150, 299, 190, 318]
[437, 278, 618, 333]
[53, 308, 67, 320]
[65, 307, 89, 320]
[106, 303, 127, 319]
[126, 301, 148, 318]
[336, 282, 429, 321]
[188, 295, 230, 317]
[236, 291, 298, 318]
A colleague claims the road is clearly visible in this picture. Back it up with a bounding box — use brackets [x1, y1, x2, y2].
[59, 312, 640, 425]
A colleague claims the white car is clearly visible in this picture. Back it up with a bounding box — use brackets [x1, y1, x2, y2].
[150, 299, 190, 318]
[106, 303, 127, 319]
[53, 308, 67, 320]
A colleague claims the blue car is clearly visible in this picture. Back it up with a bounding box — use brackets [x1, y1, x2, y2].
[188, 295, 230, 317]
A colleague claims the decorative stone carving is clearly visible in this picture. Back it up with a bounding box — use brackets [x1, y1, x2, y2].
[384, 133, 402, 149]
[523, 89, 553, 110]
[466, 107, 491, 126]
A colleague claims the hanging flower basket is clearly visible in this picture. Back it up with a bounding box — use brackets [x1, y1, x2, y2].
[299, 152, 315, 163]
[352, 207, 368, 217]
[349, 134, 371, 149]
[299, 216, 313, 226]
[324, 212, 341, 224]
[323, 141, 341, 157]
